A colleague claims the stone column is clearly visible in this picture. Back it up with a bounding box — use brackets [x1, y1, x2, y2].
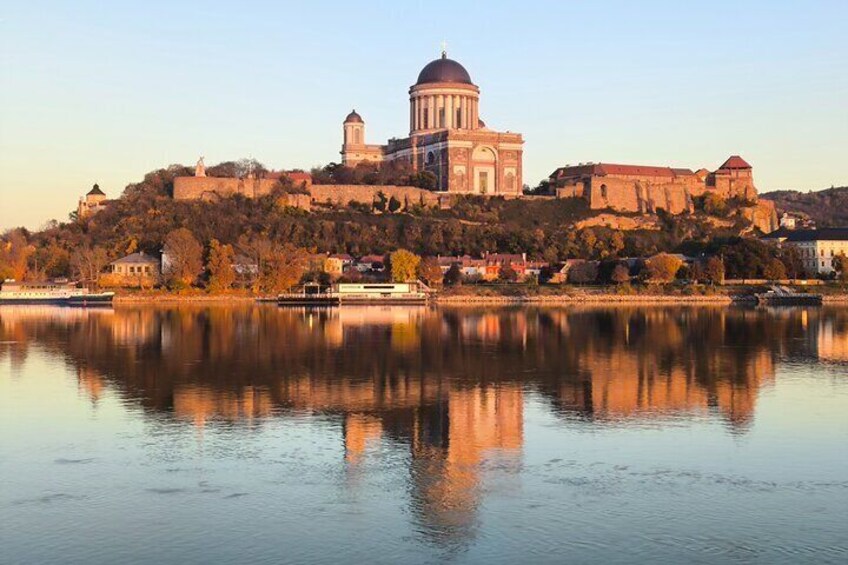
[446, 94, 454, 129]
[430, 95, 436, 129]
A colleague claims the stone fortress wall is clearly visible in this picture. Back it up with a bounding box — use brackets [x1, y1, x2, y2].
[173, 175, 443, 210]
[173, 177, 279, 201]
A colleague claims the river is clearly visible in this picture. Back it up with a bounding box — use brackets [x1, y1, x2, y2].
[1, 305, 846, 564]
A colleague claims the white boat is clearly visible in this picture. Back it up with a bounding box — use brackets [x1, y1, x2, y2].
[0, 279, 114, 306]
[278, 281, 430, 306]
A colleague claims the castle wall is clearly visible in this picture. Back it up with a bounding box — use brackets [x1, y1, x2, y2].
[173, 177, 279, 200]
[309, 184, 442, 208]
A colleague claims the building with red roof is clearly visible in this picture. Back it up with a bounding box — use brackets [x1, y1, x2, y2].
[549, 155, 759, 215]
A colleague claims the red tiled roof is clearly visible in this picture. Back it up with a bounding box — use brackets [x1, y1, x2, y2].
[264, 170, 313, 183]
[717, 155, 751, 170]
[553, 163, 695, 179]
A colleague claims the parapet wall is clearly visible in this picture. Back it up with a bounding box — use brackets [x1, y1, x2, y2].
[309, 184, 441, 208]
[174, 177, 278, 200]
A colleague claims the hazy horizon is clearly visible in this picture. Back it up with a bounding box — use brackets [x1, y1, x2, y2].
[2, 0, 847, 230]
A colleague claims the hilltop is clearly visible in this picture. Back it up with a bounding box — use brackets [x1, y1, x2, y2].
[761, 186, 848, 226]
[0, 161, 783, 284]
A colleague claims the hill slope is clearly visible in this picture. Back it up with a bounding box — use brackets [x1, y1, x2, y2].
[761, 186, 848, 227]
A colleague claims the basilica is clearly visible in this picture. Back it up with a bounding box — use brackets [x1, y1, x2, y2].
[341, 50, 524, 196]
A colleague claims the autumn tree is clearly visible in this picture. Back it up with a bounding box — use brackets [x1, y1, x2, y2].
[70, 245, 109, 288]
[390, 249, 420, 282]
[611, 263, 630, 285]
[262, 244, 308, 293]
[833, 254, 848, 284]
[207, 239, 235, 292]
[498, 263, 519, 283]
[163, 228, 203, 289]
[0, 230, 35, 281]
[763, 258, 787, 281]
[417, 257, 443, 287]
[644, 253, 683, 283]
[704, 257, 725, 285]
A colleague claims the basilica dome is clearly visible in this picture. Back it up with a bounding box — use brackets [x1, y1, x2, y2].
[415, 53, 474, 86]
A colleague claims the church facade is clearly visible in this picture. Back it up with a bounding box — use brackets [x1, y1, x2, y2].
[341, 51, 524, 196]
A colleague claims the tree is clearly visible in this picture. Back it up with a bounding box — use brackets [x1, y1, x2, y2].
[390, 249, 420, 282]
[690, 261, 705, 283]
[443, 263, 462, 286]
[263, 244, 308, 293]
[163, 228, 203, 288]
[568, 261, 599, 284]
[388, 196, 402, 213]
[417, 257, 443, 287]
[498, 263, 519, 283]
[70, 244, 109, 288]
[704, 257, 725, 285]
[703, 193, 729, 216]
[644, 253, 683, 283]
[833, 253, 848, 284]
[763, 258, 787, 281]
[0, 230, 35, 281]
[207, 239, 235, 292]
[238, 234, 274, 293]
[611, 263, 630, 285]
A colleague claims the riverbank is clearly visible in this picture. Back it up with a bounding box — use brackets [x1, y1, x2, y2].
[107, 286, 848, 305]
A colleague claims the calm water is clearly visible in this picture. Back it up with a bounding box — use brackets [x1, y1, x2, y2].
[1, 305, 847, 564]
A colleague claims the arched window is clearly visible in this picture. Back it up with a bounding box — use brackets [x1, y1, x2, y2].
[601, 184, 608, 199]
[354, 129, 361, 144]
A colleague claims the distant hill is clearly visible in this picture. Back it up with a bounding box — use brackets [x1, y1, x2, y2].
[761, 186, 848, 227]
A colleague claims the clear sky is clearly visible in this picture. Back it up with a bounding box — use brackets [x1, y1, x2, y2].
[1, 0, 846, 230]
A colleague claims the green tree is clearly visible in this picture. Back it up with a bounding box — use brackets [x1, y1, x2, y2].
[388, 196, 402, 213]
[443, 263, 463, 286]
[207, 239, 235, 292]
[163, 228, 203, 289]
[390, 249, 420, 282]
[568, 262, 598, 284]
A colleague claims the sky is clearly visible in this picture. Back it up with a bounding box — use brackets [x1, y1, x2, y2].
[1, 0, 847, 230]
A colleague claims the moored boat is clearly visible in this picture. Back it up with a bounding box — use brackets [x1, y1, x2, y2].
[0, 279, 114, 306]
[278, 282, 430, 306]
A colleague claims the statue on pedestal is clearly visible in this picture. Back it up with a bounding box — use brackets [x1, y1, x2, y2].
[195, 156, 206, 177]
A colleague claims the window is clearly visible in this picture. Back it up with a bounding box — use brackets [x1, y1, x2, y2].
[600, 184, 608, 199]
[354, 129, 361, 144]
[456, 108, 463, 127]
[439, 108, 445, 128]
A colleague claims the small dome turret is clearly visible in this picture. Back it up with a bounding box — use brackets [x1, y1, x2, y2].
[344, 109, 363, 124]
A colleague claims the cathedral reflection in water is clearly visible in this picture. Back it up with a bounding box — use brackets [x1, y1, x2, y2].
[2, 304, 846, 541]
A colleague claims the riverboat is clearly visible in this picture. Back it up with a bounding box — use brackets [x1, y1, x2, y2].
[278, 282, 430, 306]
[0, 280, 114, 306]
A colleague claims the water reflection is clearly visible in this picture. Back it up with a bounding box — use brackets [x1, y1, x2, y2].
[1, 304, 847, 550]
